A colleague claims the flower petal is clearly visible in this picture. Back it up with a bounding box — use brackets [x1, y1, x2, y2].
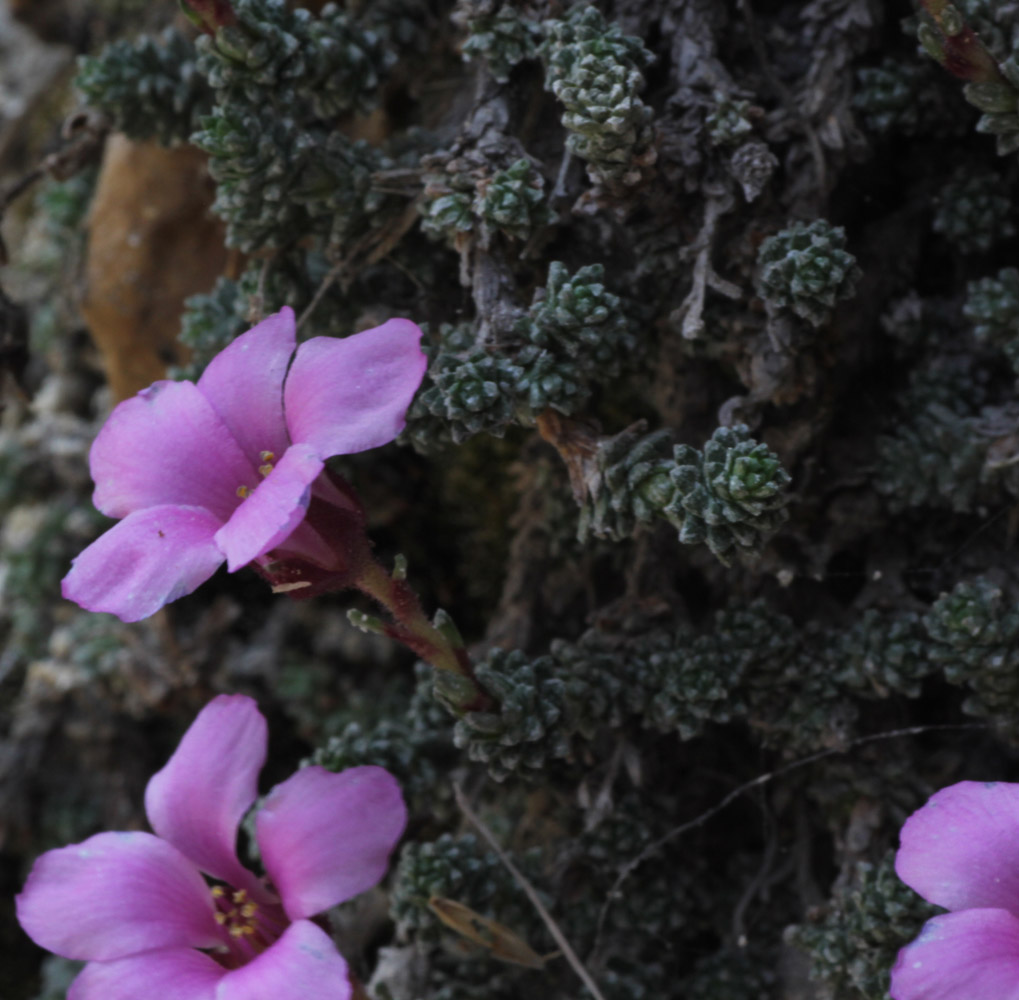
[213, 444, 324, 572]
[16, 832, 221, 962]
[68, 950, 224, 1000]
[283, 319, 427, 458]
[897, 781, 1019, 912]
[217, 920, 351, 1000]
[197, 308, 295, 466]
[91, 379, 256, 521]
[256, 765, 406, 920]
[61, 505, 225, 623]
[145, 694, 267, 890]
[890, 909, 1019, 1000]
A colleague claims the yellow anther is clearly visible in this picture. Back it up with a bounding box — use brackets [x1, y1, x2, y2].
[214, 912, 228, 925]
[211, 886, 226, 898]
[240, 903, 257, 918]
[237, 485, 250, 499]
[229, 925, 246, 938]
[241, 924, 257, 936]
[232, 889, 247, 904]
[259, 451, 276, 463]
[258, 463, 274, 477]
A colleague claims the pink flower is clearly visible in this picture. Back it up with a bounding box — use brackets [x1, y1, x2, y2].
[17, 694, 407, 1000]
[61, 307, 427, 622]
[890, 780, 1019, 999]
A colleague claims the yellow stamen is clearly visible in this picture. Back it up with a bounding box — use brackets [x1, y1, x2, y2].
[259, 451, 276, 463]
[258, 463, 274, 477]
[210, 884, 262, 942]
[237, 485, 250, 499]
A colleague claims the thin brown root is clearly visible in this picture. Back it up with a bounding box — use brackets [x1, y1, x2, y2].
[592, 722, 986, 954]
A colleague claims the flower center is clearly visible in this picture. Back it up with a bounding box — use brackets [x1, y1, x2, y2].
[207, 882, 289, 968]
[236, 451, 277, 499]
[211, 886, 259, 939]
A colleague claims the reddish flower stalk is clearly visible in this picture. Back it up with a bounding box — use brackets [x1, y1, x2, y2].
[243, 465, 489, 712]
[353, 557, 491, 712]
[256, 475, 491, 713]
[917, 0, 1005, 83]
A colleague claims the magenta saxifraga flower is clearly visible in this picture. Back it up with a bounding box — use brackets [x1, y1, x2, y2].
[61, 307, 427, 622]
[890, 780, 1019, 999]
[17, 694, 407, 1000]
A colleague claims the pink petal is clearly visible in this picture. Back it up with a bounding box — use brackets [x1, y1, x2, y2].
[890, 909, 1019, 1000]
[91, 380, 256, 521]
[256, 766, 407, 920]
[197, 308, 295, 466]
[213, 444, 324, 572]
[897, 781, 1019, 912]
[145, 694, 267, 891]
[217, 920, 351, 1000]
[283, 319, 427, 458]
[68, 950, 224, 1000]
[61, 505, 225, 623]
[16, 832, 221, 962]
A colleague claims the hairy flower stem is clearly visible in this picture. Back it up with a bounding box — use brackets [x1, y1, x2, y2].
[353, 558, 492, 713]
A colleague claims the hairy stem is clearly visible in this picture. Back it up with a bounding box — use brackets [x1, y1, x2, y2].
[354, 557, 492, 712]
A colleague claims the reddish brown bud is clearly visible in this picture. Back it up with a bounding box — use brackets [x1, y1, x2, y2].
[918, 0, 1006, 84]
[179, 0, 236, 34]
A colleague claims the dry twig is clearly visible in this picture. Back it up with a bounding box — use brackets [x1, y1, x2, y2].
[454, 783, 608, 1000]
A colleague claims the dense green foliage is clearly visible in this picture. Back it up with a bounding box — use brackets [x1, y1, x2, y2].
[791, 853, 937, 1000]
